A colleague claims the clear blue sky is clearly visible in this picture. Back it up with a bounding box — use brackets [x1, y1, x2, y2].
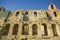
[0, 0, 60, 11]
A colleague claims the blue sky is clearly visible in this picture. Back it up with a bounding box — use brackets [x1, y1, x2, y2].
[0, 0, 60, 11]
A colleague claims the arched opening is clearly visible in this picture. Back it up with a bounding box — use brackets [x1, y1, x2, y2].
[3, 8, 5, 12]
[54, 11, 57, 17]
[51, 5, 54, 9]
[34, 12, 37, 17]
[51, 24, 58, 36]
[23, 12, 29, 21]
[16, 11, 19, 16]
[42, 23, 48, 36]
[1, 24, 10, 35]
[32, 24, 38, 35]
[0, 7, 3, 11]
[22, 24, 29, 35]
[24, 12, 28, 17]
[12, 24, 19, 35]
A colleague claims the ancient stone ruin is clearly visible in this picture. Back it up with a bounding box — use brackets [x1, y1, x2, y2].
[0, 4, 60, 40]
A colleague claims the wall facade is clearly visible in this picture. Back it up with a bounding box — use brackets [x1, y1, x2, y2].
[0, 4, 60, 40]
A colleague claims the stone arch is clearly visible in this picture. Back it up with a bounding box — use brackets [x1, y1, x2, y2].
[22, 24, 29, 35]
[34, 12, 37, 17]
[15, 11, 19, 16]
[51, 24, 58, 36]
[41, 23, 48, 36]
[24, 12, 28, 17]
[0, 7, 3, 11]
[0, 7, 5, 11]
[23, 12, 29, 21]
[3, 8, 5, 12]
[48, 4, 56, 10]
[32, 24, 38, 35]
[1, 23, 10, 35]
[12, 24, 19, 35]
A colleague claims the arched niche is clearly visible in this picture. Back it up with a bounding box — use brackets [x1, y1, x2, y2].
[41, 23, 48, 36]
[22, 24, 29, 35]
[32, 24, 38, 35]
[12, 24, 19, 35]
[1, 24, 10, 35]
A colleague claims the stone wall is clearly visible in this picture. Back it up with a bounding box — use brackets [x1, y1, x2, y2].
[0, 4, 60, 40]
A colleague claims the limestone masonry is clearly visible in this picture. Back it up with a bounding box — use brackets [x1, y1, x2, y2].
[0, 4, 60, 40]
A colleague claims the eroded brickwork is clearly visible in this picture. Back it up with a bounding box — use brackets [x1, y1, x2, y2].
[0, 4, 60, 40]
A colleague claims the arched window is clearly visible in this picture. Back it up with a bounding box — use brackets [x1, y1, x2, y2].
[2, 24, 10, 35]
[12, 24, 19, 35]
[54, 11, 57, 17]
[34, 12, 37, 17]
[42, 23, 48, 36]
[22, 24, 29, 35]
[51, 24, 58, 36]
[16, 11, 19, 16]
[24, 12, 28, 17]
[51, 5, 54, 9]
[32, 24, 38, 35]
[23, 12, 29, 21]
[3, 8, 5, 12]
[0, 7, 3, 11]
